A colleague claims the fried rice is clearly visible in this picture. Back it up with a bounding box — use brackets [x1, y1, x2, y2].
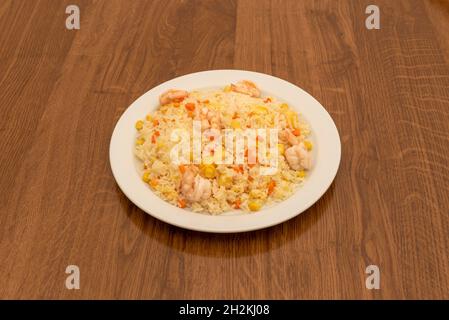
[134, 81, 313, 214]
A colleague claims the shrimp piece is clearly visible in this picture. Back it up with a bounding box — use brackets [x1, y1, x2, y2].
[159, 89, 188, 105]
[285, 142, 312, 170]
[195, 107, 221, 130]
[279, 129, 300, 146]
[180, 166, 212, 202]
[231, 80, 261, 98]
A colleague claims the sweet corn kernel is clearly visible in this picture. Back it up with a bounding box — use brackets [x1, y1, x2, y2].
[223, 85, 231, 92]
[142, 172, 150, 183]
[277, 143, 285, 156]
[303, 140, 313, 151]
[201, 164, 216, 179]
[230, 119, 241, 129]
[280, 103, 289, 110]
[218, 174, 232, 187]
[136, 137, 145, 145]
[248, 200, 262, 212]
[297, 170, 306, 178]
[146, 115, 152, 121]
[135, 120, 144, 130]
[254, 105, 268, 114]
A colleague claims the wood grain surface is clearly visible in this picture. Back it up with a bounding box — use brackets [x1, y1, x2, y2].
[0, 0, 448, 299]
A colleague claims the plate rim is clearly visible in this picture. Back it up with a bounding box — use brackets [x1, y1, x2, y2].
[109, 69, 341, 233]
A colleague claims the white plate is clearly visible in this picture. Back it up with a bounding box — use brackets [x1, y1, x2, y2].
[110, 70, 341, 233]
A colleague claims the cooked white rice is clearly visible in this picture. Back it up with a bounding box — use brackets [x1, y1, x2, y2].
[134, 83, 313, 214]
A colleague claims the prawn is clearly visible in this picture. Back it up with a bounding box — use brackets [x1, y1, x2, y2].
[279, 129, 300, 146]
[180, 166, 212, 202]
[231, 80, 261, 98]
[195, 107, 221, 130]
[284, 142, 312, 171]
[159, 89, 189, 105]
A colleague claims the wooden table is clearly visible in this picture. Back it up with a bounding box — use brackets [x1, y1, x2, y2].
[1, 0, 448, 299]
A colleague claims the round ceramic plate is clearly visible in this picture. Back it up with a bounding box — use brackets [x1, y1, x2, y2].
[110, 70, 341, 233]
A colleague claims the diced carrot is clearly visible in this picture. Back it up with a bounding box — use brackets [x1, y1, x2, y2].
[151, 135, 156, 144]
[264, 97, 272, 103]
[292, 128, 301, 136]
[153, 119, 159, 126]
[173, 102, 180, 107]
[150, 179, 158, 187]
[234, 199, 241, 209]
[178, 198, 186, 208]
[267, 180, 276, 195]
[248, 176, 254, 182]
[209, 136, 215, 141]
[154, 130, 160, 137]
[233, 165, 243, 173]
[179, 165, 186, 174]
[203, 100, 210, 104]
[232, 112, 239, 119]
[188, 111, 194, 118]
[185, 103, 196, 111]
